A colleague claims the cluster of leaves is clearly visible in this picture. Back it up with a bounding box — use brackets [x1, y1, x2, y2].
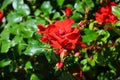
[0, 0, 120, 80]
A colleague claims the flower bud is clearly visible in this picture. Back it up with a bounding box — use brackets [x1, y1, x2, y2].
[56, 62, 64, 69]
[65, 8, 72, 17]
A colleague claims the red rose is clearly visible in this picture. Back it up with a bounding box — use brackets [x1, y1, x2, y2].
[56, 62, 64, 69]
[95, 2, 118, 25]
[65, 8, 72, 17]
[38, 19, 82, 54]
[45, 19, 81, 53]
[0, 11, 4, 23]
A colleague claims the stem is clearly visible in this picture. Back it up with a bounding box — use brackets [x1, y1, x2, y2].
[40, 14, 52, 24]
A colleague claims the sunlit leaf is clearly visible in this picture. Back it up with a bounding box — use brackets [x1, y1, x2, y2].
[0, 59, 11, 68]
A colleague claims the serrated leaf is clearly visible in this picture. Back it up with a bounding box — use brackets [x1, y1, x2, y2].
[112, 6, 120, 20]
[25, 61, 33, 69]
[1, 40, 11, 53]
[30, 74, 39, 80]
[1, 0, 12, 9]
[41, 1, 53, 14]
[0, 59, 11, 68]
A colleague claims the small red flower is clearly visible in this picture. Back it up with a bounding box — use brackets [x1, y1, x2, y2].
[80, 43, 87, 49]
[65, 8, 72, 17]
[56, 62, 64, 69]
[0, 11, 4, 23]
[95, 1, 118, 25]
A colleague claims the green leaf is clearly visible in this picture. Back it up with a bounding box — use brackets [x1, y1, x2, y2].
[16, 4, 30, 16]
[52, 12, 60, 19]
[19, 25, 34, 38]
[0, 59, 11, 68]
[71, 12, 82, 20]
[95, 52, 106, 66]
[36, 17, 46, 25]
[30, 74, 39, 80]
[34, 9, 41, 16]
[0, 29, 10, 40]
[74, 0, 85, 13]
[112, 6, 120, 20]
[24, 19, 37, 31]
[1, 0, 12, 9]
[115, 21, 120, 26]
[11, 36, 22, 47]
[25, 61, 33, 69]
[89, 21, 97, 30]
[80, 59, 87, 65]
[12, 0, 24, 9]
[82, 29, 98, 43]
[9, 24, 20, 35]
[24, 39, 50, 56]
[41, 1, 53, 14]
[56, 0, 65, 7]
[44, 49, 58, 62]
[84, 0, 94, 8]
[1, 40, 11, 53]
[7, 12, 23, 24]
[97, 30, 110, 43]
[82, 65, 90, 72]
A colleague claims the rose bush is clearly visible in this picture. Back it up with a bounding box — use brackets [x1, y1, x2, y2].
[0, 0, 120, 80]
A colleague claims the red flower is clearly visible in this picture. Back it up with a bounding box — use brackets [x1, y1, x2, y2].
[56, 62, 64, 69]
[65, 8, 72, 17]
[80, 43, 87, 49]
[40, 19, 82, 54]
[0, 11, 4, 23]
[95, 2, 118, 25]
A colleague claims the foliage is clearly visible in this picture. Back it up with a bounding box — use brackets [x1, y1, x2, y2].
[0, 0, 120, 80]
